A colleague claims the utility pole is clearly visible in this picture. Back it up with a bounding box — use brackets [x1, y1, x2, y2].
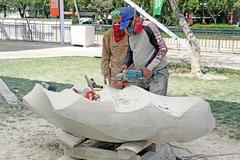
[60, 0, 65, 44]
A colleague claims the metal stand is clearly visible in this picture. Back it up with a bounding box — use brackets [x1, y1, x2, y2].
[57, 132, 164, 160]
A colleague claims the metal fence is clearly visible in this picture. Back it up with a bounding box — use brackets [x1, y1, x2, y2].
[95, 25, 240, 53]
[0, 18, 239, 53]
[0, 19, 71, 43]
[94, 34, 240, 53]
[168, 27, 240, 36]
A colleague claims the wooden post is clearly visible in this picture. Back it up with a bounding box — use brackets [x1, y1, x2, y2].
[57, 131, 85, 148]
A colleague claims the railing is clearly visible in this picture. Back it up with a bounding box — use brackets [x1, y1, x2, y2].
[0, 18, 239, 53]
[94, 34, 240, 53]
[0, 19, 71, 43]
[95, 25, 240, 36]
[167, 27, 240, 36]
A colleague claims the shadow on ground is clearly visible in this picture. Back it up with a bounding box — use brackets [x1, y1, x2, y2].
[207, 99, 240, 140]
[0, 40, 68, 52]
[0, 76, 72, 101]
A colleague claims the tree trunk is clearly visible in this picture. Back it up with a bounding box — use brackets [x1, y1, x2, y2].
[208, 11, 217, 24]
[104, 15, 109, 24]
[3, 5, 7, 17]
[18, 6, 26, 18]
[18, 8, 24, 18]
[34, 8, 38, 18]
[213, 16, 217, 24]
[98, 13, 108, 24]
[43, 4, 49, 18]
[25, 17, 33, 41]
[169, 0, 202, 77]
[43, 0, 49, 18]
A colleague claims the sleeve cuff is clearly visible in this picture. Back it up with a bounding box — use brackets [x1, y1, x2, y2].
[146, 65, 154, 71]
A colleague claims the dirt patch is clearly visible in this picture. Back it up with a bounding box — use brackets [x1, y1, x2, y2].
[0, 106, 62, 160]
[172, 132, 240, 159]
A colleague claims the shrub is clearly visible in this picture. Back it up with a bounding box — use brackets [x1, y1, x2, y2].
[72, 16, 79, 25]
[191, 24, 240, 30]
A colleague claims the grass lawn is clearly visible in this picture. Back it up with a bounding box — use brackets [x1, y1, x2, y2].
[0, 57, 240, 140]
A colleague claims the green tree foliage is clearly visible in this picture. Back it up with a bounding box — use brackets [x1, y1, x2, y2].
[233, 0, 240, 11]
[87, 0, 113, 24]
[204, 0, 235, 23]
[10, 0, 31, 18]
[0, 0, 8, 17]
[37, 0, 50, 18]
[177, 0, 200, 14]
[0, 0, 237, 25]
[174, 0, 236, 24]
[113, 0, 126, 9]
[30, 0, 49, 18]
[65, 0, 90, 11]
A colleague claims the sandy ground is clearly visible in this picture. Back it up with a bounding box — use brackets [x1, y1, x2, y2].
[0, 100, 240, 160]
[0, 103, 63, 160]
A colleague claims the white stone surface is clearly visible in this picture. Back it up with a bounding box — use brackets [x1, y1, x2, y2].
[23, 84, 216, 144]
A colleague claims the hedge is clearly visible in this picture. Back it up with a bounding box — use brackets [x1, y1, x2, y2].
[191, 24, 240, 30]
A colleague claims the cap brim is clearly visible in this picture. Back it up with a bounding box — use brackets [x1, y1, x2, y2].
[120, 20, 130, 30]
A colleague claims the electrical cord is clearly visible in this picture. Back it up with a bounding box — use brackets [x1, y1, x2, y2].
[165, 143, 240, 160]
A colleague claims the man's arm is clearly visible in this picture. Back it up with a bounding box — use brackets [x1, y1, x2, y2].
[124, 44, 134, 67]
[101, 32, 111, 77]
[143, 22, 168, 71]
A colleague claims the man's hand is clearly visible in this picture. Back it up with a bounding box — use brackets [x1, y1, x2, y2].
[141, 67, 153, 78]
[120, 64, 128, 71]
[104, 75, 109, 85]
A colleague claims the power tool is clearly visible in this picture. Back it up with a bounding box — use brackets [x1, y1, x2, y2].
[112, 70, 144, 87]
[41, 82, 57, 91]
[84, 76, 100, 100]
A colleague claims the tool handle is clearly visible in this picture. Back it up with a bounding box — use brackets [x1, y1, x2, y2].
[84, 75, 96, 95]
[123, 70, 143, 79]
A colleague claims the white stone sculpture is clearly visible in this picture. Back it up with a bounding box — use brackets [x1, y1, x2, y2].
[23, 84, 215, 143]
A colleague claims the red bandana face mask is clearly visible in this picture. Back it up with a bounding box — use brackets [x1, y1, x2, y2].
[113, 24, 125, 42]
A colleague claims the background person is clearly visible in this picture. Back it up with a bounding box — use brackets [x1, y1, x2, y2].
[101, 9, 129, 86]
